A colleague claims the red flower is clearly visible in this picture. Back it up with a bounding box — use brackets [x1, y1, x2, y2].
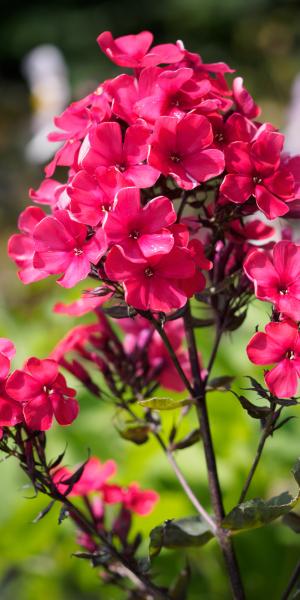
[6, 358, 79, 430]
[148, 113, 225, 189]
[79, 121, 159, 188]
[244, 241, 300, 320]
[53, 457, 117, 496]
[232, 77, 260, 119]
[220, 125, 295, 219]
[0, 339, 23, 428]
[103, 187, 176, 259]
[121, 483, 159, 515]
[8, 206, 48, 284]
[247, 320, 300, 398]
[104, 245, 197, 312]
[68, 167, 126, 226]
[97, 31, 183, 68]
[33, 210, 107, 288]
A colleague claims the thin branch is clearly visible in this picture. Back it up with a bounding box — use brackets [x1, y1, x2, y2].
[281, 559, 300, 600]
[239, 411, 275, 504]
[155, 433, 217, 534]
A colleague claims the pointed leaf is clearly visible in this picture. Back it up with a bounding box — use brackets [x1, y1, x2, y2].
[207, 376, 234, 392]
[223, 458, 300, 532]
[117, 424, 150, 445]
[172, 429, 201, 451]
[232, 391, 271, 419]
[149, 516, 214, 558]
[138, 397, 192, 411]
[33, 500, 55, 523]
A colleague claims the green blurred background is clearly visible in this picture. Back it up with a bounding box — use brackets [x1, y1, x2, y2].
[0, 0, 300, 598]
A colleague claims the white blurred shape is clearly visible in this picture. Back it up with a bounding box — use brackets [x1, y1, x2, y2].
[284, 75, 300, 155]
[22, 44, 70, 164]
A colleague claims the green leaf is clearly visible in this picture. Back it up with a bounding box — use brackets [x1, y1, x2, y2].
[223, 458, 300, 532]
[138, 397, 192, 411]
[172, 429, 201, 451]
[32, 500, 55, 523]
[117, 424, 150, 445]
[207, 376, 235, 392]
[232, 391, 271, 419]
[282, 512, 300, 533]
[149, 516, 214, 558]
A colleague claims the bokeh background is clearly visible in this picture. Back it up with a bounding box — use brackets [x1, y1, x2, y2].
[0, 0, 300, 598]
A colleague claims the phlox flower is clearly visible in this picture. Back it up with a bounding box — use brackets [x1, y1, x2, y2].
[103, 187, 176, 259]
[33, 209, 107, 288]
[97, 30, 183, 68]
[247, 320, 300, 398]
[148, 112, 225, 189]
[220, 125, 295, 219]
[0, 339, 23, 428]
[52, 457, 117, 496]
[79, 120, 159, 188]
[7, 206, 48, 284]
[244, 241, 300, 320]
[6, 357, 79, 430]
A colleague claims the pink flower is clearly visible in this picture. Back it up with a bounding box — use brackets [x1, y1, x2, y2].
[53, 457, 117, 496]
[148, 113, 225, 189]
[7, 206, 48, 284]
[29, 178, 69, 209]
[247, 320, 300, 398]
[0, 339, 23, 428]
[6, 358, 79, 430]
[104, 245, 197, 312]
[68, 167, 126, 226]
[232, 77, 261, 119]
[53, 290, 112, 317]
[244, 241, 300, 320]
[220, 126, 295, 219]
[97, 31, 183, 68]
[33, 209, 107, 288]
[121, 483, 159, 515]
[103, 187, 176, 259]
[79, 121, 159, 188]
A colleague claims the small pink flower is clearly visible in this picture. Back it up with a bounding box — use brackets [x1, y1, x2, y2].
[244, 241, 300, 320]
[7, 206, 48, 284]
[79, 121, 159, 188]
[68, 167, 126, 226]
[104, 245, 197, 312]
[53, 457, 117, 496]
[97, 31, 183, 68]
[103, 187, 176, 259]
[232, 77, 261, 119]
[53, 290, 112, 317]
[121, 483, 159, 515]
[0, 339, 23, 428]
[220, 125, 295, 219]
[247, 320, 300, 398]
[6, 358, 79, 430]
[33, 209, 107, 288]
[148, 113, 225, 189]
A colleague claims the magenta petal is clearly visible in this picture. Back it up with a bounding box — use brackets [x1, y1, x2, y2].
[255, 185, 289, 219]
[183, 148, 224, 183]
[243, 250, 279, 289]
[273, 241, 300, 282]
[246, 331, 284, 365]
[25, 358, 59, 386]
[0, 355, 10, 380]
[142, 196, 176, 231]
[6, 370, 42, 401]
[265, 360, 298, 398]
[0, 397, 23, 427]
[84, 228, 107, 264]
[177, 113, 213, 153]
[220, 174, 254, 204]
[0, 339, 16, 360]
[57, 254, 91, 288]
[23, 394, 53, 430]
[224, 141, 253, 175]
[138, 231, 174, 257]
[51, 392, 79, 425]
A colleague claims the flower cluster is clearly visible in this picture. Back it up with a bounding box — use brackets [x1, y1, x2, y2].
[9, 30, 300, 314]
[245, 241, 300, 398]
[53, 456, 158, 551]
[0, 344, 79, 431]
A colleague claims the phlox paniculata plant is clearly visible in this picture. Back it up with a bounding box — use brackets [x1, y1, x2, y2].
[2, 29, 300, 599]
